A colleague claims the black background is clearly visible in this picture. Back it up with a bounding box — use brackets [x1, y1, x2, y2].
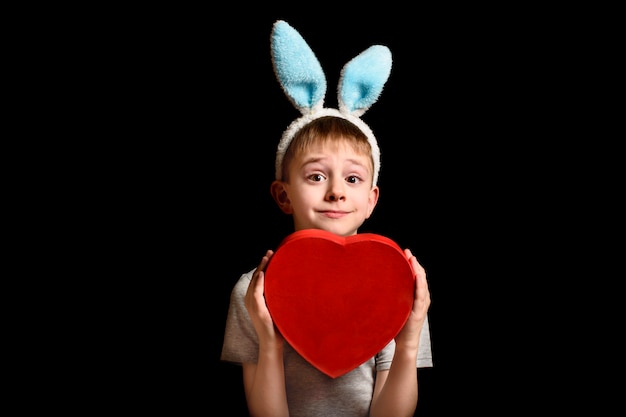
[95, 6, 580, 415]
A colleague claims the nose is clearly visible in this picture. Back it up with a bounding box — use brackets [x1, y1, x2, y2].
[326, 179, 346, 202]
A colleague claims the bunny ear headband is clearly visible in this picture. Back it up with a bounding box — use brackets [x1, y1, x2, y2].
[271, 20, 392, 187]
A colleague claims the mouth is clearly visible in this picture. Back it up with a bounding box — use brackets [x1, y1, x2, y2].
[319, 210, 349, 219]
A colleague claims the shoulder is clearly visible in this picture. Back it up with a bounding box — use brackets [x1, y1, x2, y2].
[230, 269, 255, 298]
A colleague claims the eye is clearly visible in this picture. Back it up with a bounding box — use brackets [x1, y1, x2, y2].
[308, 173, 326, 182]
[346, 175, 360, 184]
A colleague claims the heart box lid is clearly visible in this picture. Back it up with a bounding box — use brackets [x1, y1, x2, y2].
[264, 229, 415, 378]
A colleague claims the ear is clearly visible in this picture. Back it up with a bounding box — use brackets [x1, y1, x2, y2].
[365, 186, 380, 219]
[271, 180, 293, 214]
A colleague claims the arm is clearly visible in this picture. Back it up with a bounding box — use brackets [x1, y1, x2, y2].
[242, 250, 290, 417]
[370, 248, 431, 417]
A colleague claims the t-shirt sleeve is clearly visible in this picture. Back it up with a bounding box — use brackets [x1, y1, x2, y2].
[416, 315, 433, 368]
[375, 315, 434, 371]
[220, 270, 260, 365]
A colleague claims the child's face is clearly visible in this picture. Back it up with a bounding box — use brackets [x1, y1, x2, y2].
[272, 139, 379, 237]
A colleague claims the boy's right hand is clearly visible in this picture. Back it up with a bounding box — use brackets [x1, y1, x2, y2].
[244, 250, 284, 346]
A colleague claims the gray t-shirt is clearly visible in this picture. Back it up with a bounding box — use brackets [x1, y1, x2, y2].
[221, 269, 433, 417]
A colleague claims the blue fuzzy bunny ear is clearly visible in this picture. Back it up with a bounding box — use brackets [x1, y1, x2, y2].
[271, 20, 327, 115]
[338, 45, 392, 117]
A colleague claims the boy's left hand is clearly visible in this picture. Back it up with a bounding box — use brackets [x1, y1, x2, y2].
[395, 248, 430, 349]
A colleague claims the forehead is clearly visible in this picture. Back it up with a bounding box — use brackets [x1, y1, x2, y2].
[293, 139, 374, 179]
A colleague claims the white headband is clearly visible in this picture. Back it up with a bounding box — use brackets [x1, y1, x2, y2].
[270, 20, 392, 187]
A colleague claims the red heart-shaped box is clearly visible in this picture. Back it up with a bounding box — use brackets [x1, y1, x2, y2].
[264, 229, 415, 378]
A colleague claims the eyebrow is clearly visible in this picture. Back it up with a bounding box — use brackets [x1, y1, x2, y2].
[301, 156, 369, 167]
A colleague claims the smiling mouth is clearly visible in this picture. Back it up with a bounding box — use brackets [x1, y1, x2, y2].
[320, 210, 348, 219]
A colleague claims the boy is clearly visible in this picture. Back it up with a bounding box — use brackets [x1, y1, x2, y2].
[221, 21, 432, 417]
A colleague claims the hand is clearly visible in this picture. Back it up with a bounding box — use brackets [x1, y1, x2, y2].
[395, 248, 431, 350]
[244, 250, 284, 346]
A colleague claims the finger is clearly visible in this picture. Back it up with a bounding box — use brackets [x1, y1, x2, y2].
[257, 249, 274, 272]
[404, 249, 424, 276]
[404, 248, 429, 304]
[249, 250, 274, 284]
[256, 269, 265, 292]
[415, 267, 431, 307]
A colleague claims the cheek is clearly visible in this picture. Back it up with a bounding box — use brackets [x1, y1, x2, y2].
[364, 192, 378, 216]
[297, 191, 320, 208]
[286, 188, 311, 209]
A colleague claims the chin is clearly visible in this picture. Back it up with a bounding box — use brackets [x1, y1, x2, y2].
[321, 226, 357, 237]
